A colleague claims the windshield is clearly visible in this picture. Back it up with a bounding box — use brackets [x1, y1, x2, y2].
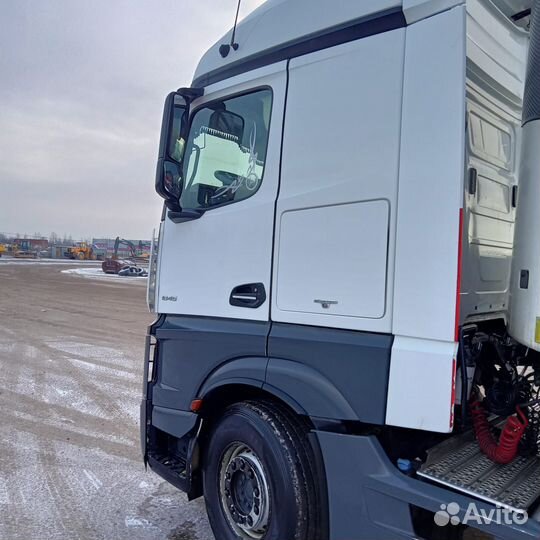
[179, 89, 272, 211]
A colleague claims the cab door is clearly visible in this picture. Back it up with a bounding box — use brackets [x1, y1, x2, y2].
[156, 62, 287, 321]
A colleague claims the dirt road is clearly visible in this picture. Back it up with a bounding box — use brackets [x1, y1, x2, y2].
[0, 262, 214, 540]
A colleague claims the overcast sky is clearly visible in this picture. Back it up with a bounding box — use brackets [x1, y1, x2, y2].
[0, 0, 264, 240]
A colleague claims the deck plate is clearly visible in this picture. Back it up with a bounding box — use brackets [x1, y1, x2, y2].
[418, 430, 540, 512]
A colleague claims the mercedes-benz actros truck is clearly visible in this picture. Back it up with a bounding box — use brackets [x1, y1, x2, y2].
[141, 1, 540, 538]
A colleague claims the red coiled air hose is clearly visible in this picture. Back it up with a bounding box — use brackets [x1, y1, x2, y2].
[470, 401, 529, 464]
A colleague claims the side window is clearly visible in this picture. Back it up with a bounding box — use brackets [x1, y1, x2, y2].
[180, 89, 272, 210]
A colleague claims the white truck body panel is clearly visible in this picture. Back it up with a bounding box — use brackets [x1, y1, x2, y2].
[271, 29, 405, 332]
[459, 0, 527, 325]
[387, 1, 528, 431]
[403, 0, 464, 23]
[467, 0, 528, 105]
[276, 200, 390, 320]
[509, 121, 540, 349]
[156, 62, 287, 319]
[193, 0, 473, 86]
[386, 337, 458, 432]
[386, 6, 466, 431]
[460, 87, 521, 320]
[392, 5, 466, 344]
[194, 1, 400, 84]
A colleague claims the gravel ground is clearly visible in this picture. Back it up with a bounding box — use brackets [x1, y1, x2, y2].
[0, 262, 214, 540]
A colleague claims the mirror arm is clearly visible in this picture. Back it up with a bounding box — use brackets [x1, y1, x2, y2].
[177, 87, 204, 102]
[168, 209, 205, 224]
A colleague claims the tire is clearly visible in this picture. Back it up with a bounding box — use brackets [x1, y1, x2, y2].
[203, 400, 326, 540]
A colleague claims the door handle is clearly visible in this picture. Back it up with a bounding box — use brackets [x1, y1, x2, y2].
[468, 168, 478, 196]
[229, 283, 266, 308]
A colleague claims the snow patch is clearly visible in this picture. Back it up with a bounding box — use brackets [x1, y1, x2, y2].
[61, 267, 147, 283]
[83, 469, 103, 491]
[0, 478, 10, 505]
[125, 516, 155, 528]
[0, 257, 100, 266]
[46, 340, 127, 363]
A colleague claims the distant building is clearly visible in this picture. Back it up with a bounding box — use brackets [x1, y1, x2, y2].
[14, 238, 49, 251]
[50, 245, 74, 259]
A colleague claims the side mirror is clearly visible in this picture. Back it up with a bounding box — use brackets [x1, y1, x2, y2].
[155, 92, 187, 208]
[208, 109, 244, 142]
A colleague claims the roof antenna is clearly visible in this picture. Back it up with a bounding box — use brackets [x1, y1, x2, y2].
[219, 0, 241, 58]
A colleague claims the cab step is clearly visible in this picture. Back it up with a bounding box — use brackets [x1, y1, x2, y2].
[147, 451, 188, 492]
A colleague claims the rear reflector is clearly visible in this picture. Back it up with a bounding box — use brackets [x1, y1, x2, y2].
[190, 399, 203, 412]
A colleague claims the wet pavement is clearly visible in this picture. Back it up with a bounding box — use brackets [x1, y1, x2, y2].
[0, 262, 214, 540]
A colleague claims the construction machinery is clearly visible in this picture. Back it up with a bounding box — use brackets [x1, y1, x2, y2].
[133, 240, 151, 263]
[13, 240, 38, 259]
[64, 242, 96, 260]
[101, 237, 137, 274]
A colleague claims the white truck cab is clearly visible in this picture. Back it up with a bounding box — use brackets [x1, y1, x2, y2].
[142, 1, 540, 538]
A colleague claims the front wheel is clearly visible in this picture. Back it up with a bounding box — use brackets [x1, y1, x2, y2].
[203, 400, 327, 540]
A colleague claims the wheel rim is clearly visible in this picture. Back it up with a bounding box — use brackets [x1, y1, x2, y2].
[219, 443, 270, 539]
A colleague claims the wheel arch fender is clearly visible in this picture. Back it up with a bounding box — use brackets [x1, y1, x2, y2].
[197, 356, 267, 398]
[264, 358, 358, 421]
[196, 356, 358, 422]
